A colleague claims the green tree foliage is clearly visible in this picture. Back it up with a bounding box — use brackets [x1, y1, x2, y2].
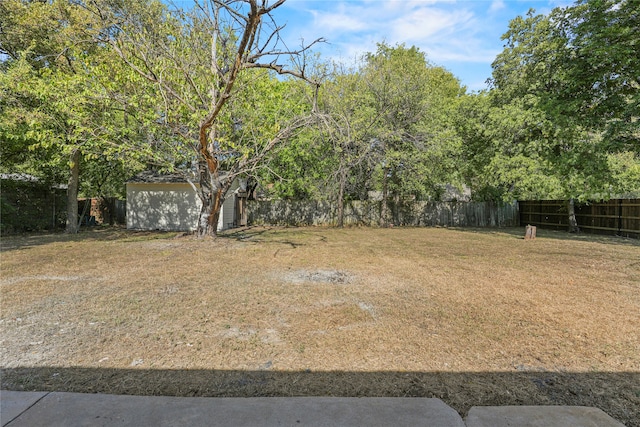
[490, 3, 639, 180]
[465, 0, 639, 230]
[554, 0, 639, 150]
[230, 73, 321, 199]
[361, 43, 464, 225]
[267, 45, 465, 227]
[309, 64, 378, 226]
[0, 0, 145, 232]
[260, 127, 330, 200]
[454, 93, 563, 202]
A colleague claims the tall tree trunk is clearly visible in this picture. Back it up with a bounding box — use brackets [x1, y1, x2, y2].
[393, 193, 400, 226]
[337, 160, 347, 228]
[102, 196, 115, 226]
[568, 198, 580, 233]
[379, 166, 388, 227]
[65, 149, 80, 234]
[197, 192, 222, 237]
[196, 161, 224, 238]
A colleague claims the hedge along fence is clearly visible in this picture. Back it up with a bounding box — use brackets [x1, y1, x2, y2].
[1, 177, 67, 233]
[520, 199, 640, 238]
[247, 200, 520, 228]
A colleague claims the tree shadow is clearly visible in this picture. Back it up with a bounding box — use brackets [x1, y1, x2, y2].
[1, 225, 289, 253]
[0, 227, 181, 252]
[221, 226, 333, 248]
[220, 226, 276, 242]
[1, 367, 638, 426]
[447, 226, 640, 247]
[0, 226, 132, 252]
[3, 225, 637, 253]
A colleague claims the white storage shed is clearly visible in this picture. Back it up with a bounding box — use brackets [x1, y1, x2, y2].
[126, 171, 246, 232]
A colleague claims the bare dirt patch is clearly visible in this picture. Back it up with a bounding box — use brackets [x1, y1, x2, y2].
[1, 227, 639, 425]
[283, 269, 354, 284]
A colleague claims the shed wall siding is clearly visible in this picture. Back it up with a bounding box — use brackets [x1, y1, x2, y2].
[126, 181, 239, 232]
[127, 183, 201, 231]
[222, 195, 235, 228]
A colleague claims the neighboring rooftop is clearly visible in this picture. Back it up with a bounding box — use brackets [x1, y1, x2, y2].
[1, 173, 42, 183]
[1, 173, 67, 189]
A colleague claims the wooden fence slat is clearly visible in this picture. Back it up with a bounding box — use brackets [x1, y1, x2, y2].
[247, 199, 638, 238]
[578, 214, 640, 220]
[521, 212, 566, 217]
[519, 199, 639, 238]
[248, 200, 519, 228]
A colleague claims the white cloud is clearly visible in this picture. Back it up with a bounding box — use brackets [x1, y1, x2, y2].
[280, 0, 528, 87]
[298, 1, 479, 58]
[390, 8, 475, 41]
[311, 9, 368, 33]
[427, 45, 501, 64]
[490, 0, 506, 13]
[314, 4, 488, 65]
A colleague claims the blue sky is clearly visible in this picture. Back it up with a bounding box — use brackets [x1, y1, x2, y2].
[275, 0, 574, 91]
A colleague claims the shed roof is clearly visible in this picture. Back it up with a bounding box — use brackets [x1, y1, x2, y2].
[127, 171, 189, 184]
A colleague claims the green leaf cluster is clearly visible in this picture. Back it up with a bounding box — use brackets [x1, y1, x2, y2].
[462, 0, 640, 202]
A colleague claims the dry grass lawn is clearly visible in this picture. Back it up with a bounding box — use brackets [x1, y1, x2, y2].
[1, 226, 639, 425]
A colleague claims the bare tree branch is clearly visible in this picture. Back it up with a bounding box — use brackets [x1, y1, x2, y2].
[85, 0, 324, 236]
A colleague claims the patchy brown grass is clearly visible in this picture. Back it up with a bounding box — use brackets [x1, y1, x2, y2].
[1, 226, 639, 425]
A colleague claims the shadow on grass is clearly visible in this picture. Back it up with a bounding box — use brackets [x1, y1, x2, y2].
[446, 226, 640, 247]
[221, 226, 331, 248]
[1, 367, 638, 426]
[3, 225, 637, 253]
[0, 227, 183, 252]
[221, 226, 278, 243]
[228, 224, 640, 248]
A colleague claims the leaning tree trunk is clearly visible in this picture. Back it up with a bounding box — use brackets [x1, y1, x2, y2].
[65, 149, 80, 234]
[196, 160, 225, 238]
[568, 198, 580, 233]
[197, 191, 223, 237]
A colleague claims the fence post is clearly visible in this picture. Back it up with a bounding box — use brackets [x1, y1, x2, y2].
[618, 199, 623, 236]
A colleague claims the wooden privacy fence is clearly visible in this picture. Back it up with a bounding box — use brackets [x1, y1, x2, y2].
[77, 197, 126, 226]
[519, 199, 640, 238]
[247, 200, 519, 228]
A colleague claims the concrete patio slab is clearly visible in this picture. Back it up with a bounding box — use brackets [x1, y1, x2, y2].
[2, 392, 465, 427]
[465, 405, 626, 427]
[0, 390, 48, 427]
